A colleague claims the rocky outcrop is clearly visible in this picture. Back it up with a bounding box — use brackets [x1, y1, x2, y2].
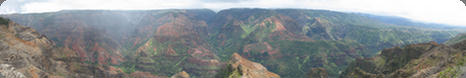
[0, 18, 127, 78]
[0, 64, 25, 78]
[2, 10, 220, 77]
[171, 71, 190, 78]
[217, 53, 280, 78]
[341, 41, 466, 78]
[2, 8, 464, 78]
[207, 8, 460, 78]
[0, 19, 55, 78]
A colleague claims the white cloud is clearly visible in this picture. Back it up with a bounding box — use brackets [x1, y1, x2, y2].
[1, 0, 466, 26]
[20, 0, 201, 13]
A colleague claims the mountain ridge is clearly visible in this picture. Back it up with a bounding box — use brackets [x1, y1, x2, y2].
[1, 8, 465, 78]
[341, 40, 466, 78]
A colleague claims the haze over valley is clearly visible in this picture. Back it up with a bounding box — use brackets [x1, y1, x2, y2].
[0, 0, 466, 78]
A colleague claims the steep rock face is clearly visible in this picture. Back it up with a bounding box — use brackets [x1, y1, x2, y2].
[124, 10, 220, 77]
[217, 53, 280, 78]
[2, 9, 464, 78]
[0, 19, 62, 78]
[4, 11, 131, 65]
[0, 18, 127, 78]
[3, 10, 221, 77]
[208, 8, 461, 78]
[341, 41, 466, 78]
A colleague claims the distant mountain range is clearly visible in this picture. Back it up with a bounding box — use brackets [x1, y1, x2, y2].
[1, 8, 465, 78]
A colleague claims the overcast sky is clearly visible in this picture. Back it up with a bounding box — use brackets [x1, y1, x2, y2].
[1, 0, 465, 26]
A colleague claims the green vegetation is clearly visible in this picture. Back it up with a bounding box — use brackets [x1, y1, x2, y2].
[438, 67, 460, 78]
[438, 54, 466, 78]
[4, 9, 465, 78]
[216, 65, 242, 78]
[117, 62, 136, 74]
[240, 24, 258, 39]
[210, 9, 462, 78]
[265, 40, 361, 77]
[445, 34, 466, 45]
[0, 17, 9, 25]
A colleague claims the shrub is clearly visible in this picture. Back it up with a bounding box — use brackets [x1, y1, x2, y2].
[0, 17, 9, 25]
